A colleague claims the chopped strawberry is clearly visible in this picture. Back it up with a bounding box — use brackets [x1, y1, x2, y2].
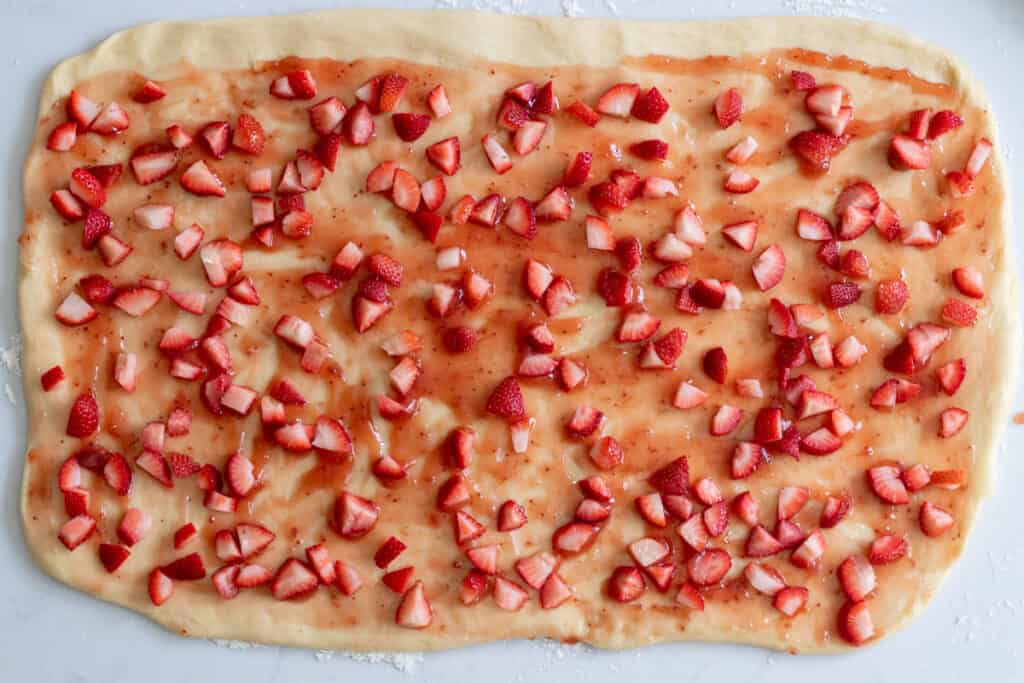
[889, 134, 931, 170]
[512, 120, 547, 155]
[89, 102, 129, 135]
[629, 139, 669, 160]
[869, 535, 908, 565]
[731, 442, 765, 479]
[649, 456, 689, 495]
[710, 405, 743, 436]
[180, 160, 226, 197]
[939, 407, 969, 438]
[722, 220, 758, 252]
[936, 358, 967, 396]
[688, 548, 732, 586]
[552, 522, 599, 555]
[498, 500, 528, 531]
[566, 405, 604, 438]
[789, 130, 845, 171]
[941, 298, 978, 327]
[333, 492, 380, 539]
[867, 465, 908, 504]
[426, 136, 461, 175]
[617, 309, 661, 343]
[790, 529, 826, 569]
[270, 558, 318, 601]
[148, 569, 174, 605]
[714, 88, 743, 128]
[965, 138, 993, 177]
[752, 244, 786, 290]
[927, 109, 964, 139]
[703, 347, 728, 384]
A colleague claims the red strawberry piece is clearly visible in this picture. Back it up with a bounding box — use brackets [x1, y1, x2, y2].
[535, 185, 572, 223]
[552, 522, 599, 555]
[233, 523, 274, 560]
[703, 347, 728, 384]
[771, 585, 807, 616]
[270, 558, 318, 601]
[69, 167, 106, 209]
[789, 529, 827, 569]
[78, 274, 116, 305]
[565, 100, 600, 126]
[466, 544, 500, 575]
[166, 452, 199, 479]
[745, 562, 786, 596]
[566, 405, 604, 438]
[965, 138, 994, 177]
[89, 102, 129, 135]
[837, 600, 875, 646]
[394, 581, 432, 628]
[80, 208, 112, 249]
[588, 181, 629, 217]
[731, 442, 765, 479]
[171, 523, 198, 550]
[649, 456, 689, 495]
[512, 120, 548, 155]
[767, 298, 798, 338]
[308, 96, 346, 136]
[198, 121, 230, 159]
[333, 492, 380, 539]
[713, 88, 743, 128]
[96, 234, 133, 266]
[426, 136, 461, 175]
[629, 139, 669, 161]
[40, 365, 65, 392]
[635, 493, 667, 528]
[180, 160, 225, 196]
[789, 130, 845, 171]
[731, 491, 759, 527]
[388, 112, 430, 143]
[777, 486, 809, 521]
[789, 69, 816, 90]
[874, 278, 909, 314]
[744, 524, 784, 558]
[722, 220, 758, 252]
[498, 500, 528, 531]
[907, 108, 932, 139]
[824, 281, 861, 309]
[677, 514, 709, 553]
[146, 568, 174, 606]
[939, 407, 969, 438]
[710, 405, 743, 436]
[951, 266, 984, 299]
[215, 529, 243, 565]
[503, 196, 537, 240]
[606, 566, 645, 603]
[563, 151, 593, 187]
[653, 263, 689, 289]
[491, 577, 529, 612]
[597, 268, 633, 307]
[688, 548, 732, 586]
[531, 80, 558, 114]
[723, 169, 758, 194]
[513, 551, 559, 590]
[338, 101, 374, 146]
[65, 90, 101, 129]
[382, 566, 414, 594]
[837, 206, 874, 241]
[518, 353, 557, 378]
[936, 358, 967, 396]
[804, 84, 845, 116]
[85, 167, 120, 188]
[50, 189, 84, 221]
[617, 309, 660, 343]
[224, 452, 256, 497]
[796, 208, 833, 241]
[867, 465, 908, 504]
[442, 326, 479, 354]
[131, 143, 181, 186]
[941, 298, 978, 327]
[628, 538, 671, 569]
[135, 450, 172, 487]
[869, 535, 908, 565]
[596, 83, 639, 117]
[754, 407, 784, 444]
[66, 392, 99, 437]
[689, 278, 724, 309]
[486, 376, 526, 420]
[888, 133, 931, 170]
[161, 552, 206, 581]
[56, 514, 95, 551]
[55, 292, 97, 327]
[47, 121, 78, 151]
[703, 502, 729, 537]
[752, 244, 786, 291]
[98, 543, 130, 573]
[625, 85, 668, 122]
[927, 109, 964, 139]
[800, 428, 841, 455]
[540, 573, 573, 609]
[820, 494, 852, 528]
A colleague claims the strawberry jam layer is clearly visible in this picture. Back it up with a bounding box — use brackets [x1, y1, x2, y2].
[21, 44, 1004, 651]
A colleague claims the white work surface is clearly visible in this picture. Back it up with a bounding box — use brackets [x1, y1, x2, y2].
[1, 0, 1022, 680]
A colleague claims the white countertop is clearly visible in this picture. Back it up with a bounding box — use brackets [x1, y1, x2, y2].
[2, 1, 1022, 680]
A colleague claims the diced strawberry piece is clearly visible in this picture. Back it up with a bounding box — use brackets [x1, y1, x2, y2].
[941, 298, 978, 327]
[713, 88, 743, 128]
[790, 529, 826, 569]
[939, 407, 969, 437]
[710, 405, 743, 436]
[702, 347, 728, 384]
[629, 138, 669, 161]
[867, 465, 908, 504]
[927, 109, 964, 139]
[965, 138, 993, 177]
[617, 309, 661, 343]
[481, 132, 513, 174]
[936, 358, 967, 396]
[816, 106, 853, 136]
[89, 102, 129, 135]
[512, 120, 547, 155]
[869, 535, 908, 565]
[535, 186, 572, 223]
[752, 244, 786, 291]
[426, 136, 461, 175]
[565, 100, 600, 126]
[820, 494, 851, 528]
[889, 134, 931, 170]
[789, 130, 845, 171]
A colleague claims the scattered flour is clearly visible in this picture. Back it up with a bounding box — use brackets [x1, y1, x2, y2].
[1, 334, 22, 375]
[337, 650, 424, 673]
[782, 0, 889, 17]
[210, 639, 264, 650]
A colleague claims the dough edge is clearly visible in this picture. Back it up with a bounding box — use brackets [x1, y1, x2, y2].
[19, 8, 1018, 654]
